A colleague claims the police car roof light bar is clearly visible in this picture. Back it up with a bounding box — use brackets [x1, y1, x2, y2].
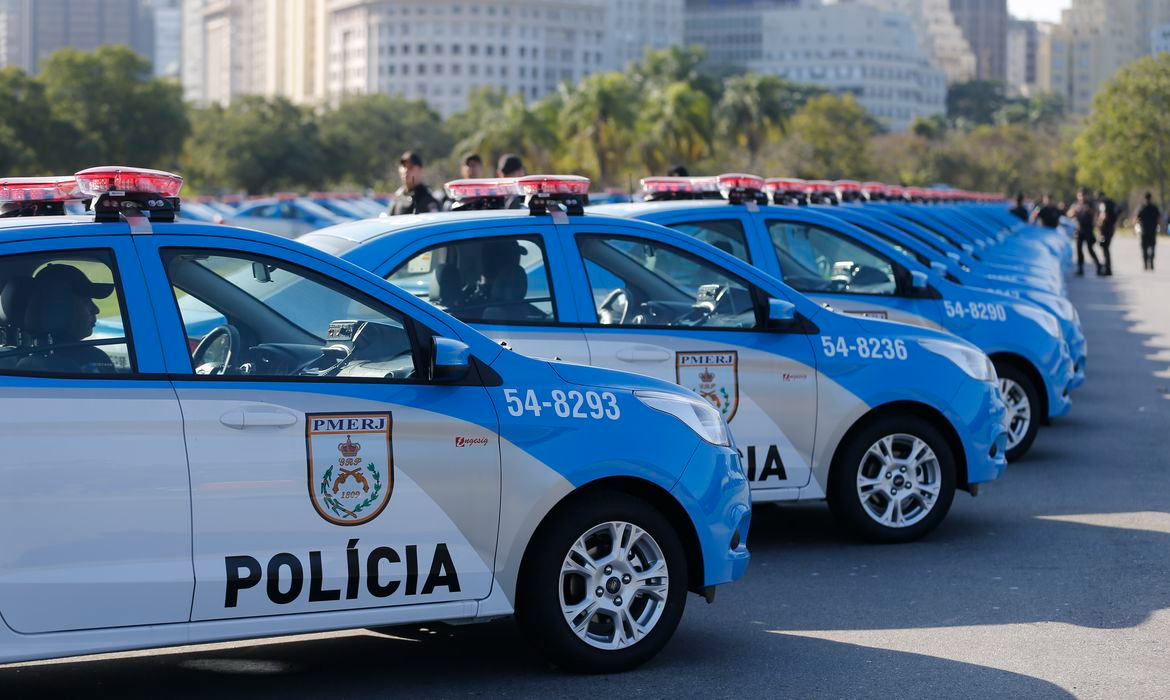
[444, 177, 520, 200]
[641, 176, 695, 194]
[515, 175, 590, 216]
[75, 166, 184, 225]
[715, 173, 767, 206]
[0, 176, 84, 203]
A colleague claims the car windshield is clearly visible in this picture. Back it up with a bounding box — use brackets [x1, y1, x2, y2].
[577, 235, 758, 329]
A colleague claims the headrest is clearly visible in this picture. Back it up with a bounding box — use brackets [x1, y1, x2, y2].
[489, 265, 528, 302]
[0, 276, 32, 324]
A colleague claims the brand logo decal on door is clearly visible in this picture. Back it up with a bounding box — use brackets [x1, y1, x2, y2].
[306, 412, 394, 526]
[676, 351, 739, 422]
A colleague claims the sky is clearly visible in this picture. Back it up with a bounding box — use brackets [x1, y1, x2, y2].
[1008, 0, 1072, 23]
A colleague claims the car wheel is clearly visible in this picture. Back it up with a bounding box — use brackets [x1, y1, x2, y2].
[995, 362, 1039, 461]
[515, 492, 687, 673]
[829, 415, 956, 543]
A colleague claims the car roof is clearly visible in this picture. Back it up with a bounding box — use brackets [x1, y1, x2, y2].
[309, 208, 626, 246]
[588, 200, 737, 217]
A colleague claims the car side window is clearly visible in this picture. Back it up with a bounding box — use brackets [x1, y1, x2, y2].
[0, 249, 134, 375]
[577, 235, 759, 329]
[162, 249, 422, 381]
[668, 220, 751, 262]
[766, 221, 898, 296]
[386, 235, 556, 324]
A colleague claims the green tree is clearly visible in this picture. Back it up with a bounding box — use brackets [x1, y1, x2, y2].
[559, 72, 642, 186]
[946, 80, 1007, 127]
[714, 74, 820, 170]
[319, 93, 450, 187]
[39, 45, 187, 169]
[450, 89, 557, 173]
[0, 67, 73, 173]
[183, 96, 324, 194]
[781, 94, 875, 179]
[637, 81, 713, 173]
[1076, 54, 1170, 205]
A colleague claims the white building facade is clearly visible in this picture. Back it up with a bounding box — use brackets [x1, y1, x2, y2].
[687, 0, 947, 131]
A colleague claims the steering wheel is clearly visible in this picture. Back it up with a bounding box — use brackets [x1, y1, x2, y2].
[597, 288, 630, 325]
[192, 324, 243, 375]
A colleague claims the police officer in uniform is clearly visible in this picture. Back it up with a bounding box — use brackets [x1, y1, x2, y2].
[1067, 189, 1103, 277]
[1029, 194, 1063, 229]
[1096, 190, 1120, 276]
[1009, 193, 1029, 222]
[1136, 192, 1161, 271]
[442, 153, 485, 211]
[389, 151, 440, 216]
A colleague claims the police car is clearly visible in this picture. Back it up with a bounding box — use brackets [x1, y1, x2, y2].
[302, 174, 1010, 544]
[228, 194, 349, 237]
[591, 175, 1074, 461]
[0, 168, 751, 672]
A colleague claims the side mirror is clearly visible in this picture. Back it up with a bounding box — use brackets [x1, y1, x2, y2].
[930, 261, 948, 275]
[768, 298, 797, 322]
[430, 337, 471, 382]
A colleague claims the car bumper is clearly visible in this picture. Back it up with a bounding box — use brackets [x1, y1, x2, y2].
[1046, 341, 1075, 419]
[672, 444, 752, 588]
[949, 378, 1009, 486]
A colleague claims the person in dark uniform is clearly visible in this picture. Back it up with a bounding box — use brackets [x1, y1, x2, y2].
[1067, 189, 1103, 277]
[1096, 190, 1120, 276]
[1030, 194, 1063, 228]
[389, 151, 440, 216]
[666, 165, 689, 177]
[442, 153, 484, 211]
[496, 153, 526, 209]
[1136, 192, 1161, 271]
[1009, 192, 1029, 222]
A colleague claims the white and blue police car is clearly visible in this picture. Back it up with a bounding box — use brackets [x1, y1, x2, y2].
[591, 175, 1075, 461]
[301, 174, 1010, 544]
[0, 168, 751, 672]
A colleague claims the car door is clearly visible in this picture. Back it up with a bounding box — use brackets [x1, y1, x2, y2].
[560, 223, 819, 495]
[379, 227, 590, 365]
[763, 218, 945, 329]
[134, 234, 500, 621]
[0, 237, 192, 633]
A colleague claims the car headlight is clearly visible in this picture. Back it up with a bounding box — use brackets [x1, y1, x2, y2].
[1013, 302, 1062, 340]
[918, 338, 997, 382]
[634, 390, 731, 446]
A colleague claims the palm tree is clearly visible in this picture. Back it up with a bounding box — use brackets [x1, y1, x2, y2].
[638, 81, 713, 173]
[715, 74, 819, 171]
[559, 73, 641, 187]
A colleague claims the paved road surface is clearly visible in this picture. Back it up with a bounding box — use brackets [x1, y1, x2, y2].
[4, 235, 1169, 699]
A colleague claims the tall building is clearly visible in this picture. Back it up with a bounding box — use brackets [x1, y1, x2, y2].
[1153, 20, 1170, 54]
[605, 0, 685, 71]
[686, 0, 947, 131]
[852, 0, 977, 83]
[148, 0, 183, 78]
[947, 0, 1007, 80]
[0, 0, 155, 73]
[1005, 17, 1038, 95]
[1041, 0, 1170, 114]
[183, 0, 327, 105]
[323, 0, 607, 117]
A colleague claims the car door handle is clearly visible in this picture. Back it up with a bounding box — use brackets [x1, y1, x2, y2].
[220, 408, 299, 430]
[616, 346, 672, 362]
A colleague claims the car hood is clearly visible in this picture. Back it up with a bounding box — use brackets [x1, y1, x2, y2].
[548, 359, 692, 394]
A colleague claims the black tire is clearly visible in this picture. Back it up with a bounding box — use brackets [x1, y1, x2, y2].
[995, 361, 1040, 462]
[515, 492, 688, 673]
[828, 414, 957, 543]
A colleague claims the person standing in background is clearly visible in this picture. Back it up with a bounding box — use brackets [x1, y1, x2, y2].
[1009, 193, 1029, 222]
[1096, 190, 1120, 276]
[496, 154, 526, 209]
[389, 151, 440, 216]
[1030, 194, 1063, 228]
[442, 153, 484, 211]
[1136, 192, 1161, 271]
[1067, 189, 1103, 277]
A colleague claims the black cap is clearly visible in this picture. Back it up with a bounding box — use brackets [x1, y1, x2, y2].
[666, 165, 689, 177]
[35, 263, 114, 299]
[462, 152, 483, 166]
[497, 153, 524, 176]
[400, 151, 424, 167]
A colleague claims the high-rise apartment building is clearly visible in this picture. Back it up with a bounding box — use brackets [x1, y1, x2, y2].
[687, 0, 946, 131]
[851, 0, 977, 83]
[947, 0, 1007, 80]
[1005, 17, 1037, 95]
[605, 0, 685, 70]
[0, 0, 155, 73]
[148, 0, 183, 78]
[323, 0, 607, 116]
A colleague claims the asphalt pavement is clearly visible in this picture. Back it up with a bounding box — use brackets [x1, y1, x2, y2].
[4, 235, 1169, 699]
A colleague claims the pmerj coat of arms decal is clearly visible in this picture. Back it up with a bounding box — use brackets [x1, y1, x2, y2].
[676, 351, 739, 422]
[306, 412, 394, 526]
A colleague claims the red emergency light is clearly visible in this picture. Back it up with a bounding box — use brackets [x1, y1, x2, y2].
[444, 178, 520, 199]
[0, 176, 83, 203]
[834, 180, 861, 192]
[764, 178, 807, 193]
[641, 176, 695, 195]
[716, 173, 765, 193]
[75, 166, 183, 198]
[515, 175, 591, 197]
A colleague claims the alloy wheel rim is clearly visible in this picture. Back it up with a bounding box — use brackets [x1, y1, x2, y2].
[558, 520, 669, 650]
[999, 377, 1032, 450]
[856, 433, 942, 528]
